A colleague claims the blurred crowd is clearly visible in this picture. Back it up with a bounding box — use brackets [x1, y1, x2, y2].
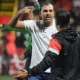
[0, 0, 80, 77]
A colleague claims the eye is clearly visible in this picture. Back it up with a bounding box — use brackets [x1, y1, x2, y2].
[49, 10, 53, 12]
[43, 10, 48, 12]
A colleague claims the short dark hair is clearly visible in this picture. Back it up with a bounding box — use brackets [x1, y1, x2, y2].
[41, 2, 53, 10]
[55, 9, 70, 28]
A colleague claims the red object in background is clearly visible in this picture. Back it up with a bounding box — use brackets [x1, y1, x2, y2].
[16, 48, 26, 56]
[0, 15, 17, 56]
[6, 31, 16, 42]
[0, 15, 11, 24]
[54, 0, 72, 11]
[5, 31, 16, 56]
[0, 15, 26, 75]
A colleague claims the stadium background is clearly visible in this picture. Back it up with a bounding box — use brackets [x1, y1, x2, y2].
[0, 0, 80, 80]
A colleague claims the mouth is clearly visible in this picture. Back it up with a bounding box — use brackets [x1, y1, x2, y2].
[45, 17, 51, 21]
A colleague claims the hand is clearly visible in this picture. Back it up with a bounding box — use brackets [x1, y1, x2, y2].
[18, 7, 31, 14]
[14, 69, 28, 79]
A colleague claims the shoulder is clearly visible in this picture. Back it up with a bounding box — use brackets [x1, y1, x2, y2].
[49, 38, 61, 48]
[48, 38, 62, 55]
[24, 20, 36, 23]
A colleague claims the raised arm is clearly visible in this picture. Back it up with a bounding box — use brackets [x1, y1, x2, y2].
[8, 7, 32, 28]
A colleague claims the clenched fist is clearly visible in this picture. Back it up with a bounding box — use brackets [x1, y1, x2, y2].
[18, 7, 31, 15]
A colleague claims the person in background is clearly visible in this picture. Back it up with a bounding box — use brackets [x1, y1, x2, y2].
[1, 30, 16, 75]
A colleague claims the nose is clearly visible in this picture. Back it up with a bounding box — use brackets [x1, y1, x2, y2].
[47, 11, 50, 14]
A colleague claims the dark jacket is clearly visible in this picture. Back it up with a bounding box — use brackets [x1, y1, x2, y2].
[29, 27, 80, 80]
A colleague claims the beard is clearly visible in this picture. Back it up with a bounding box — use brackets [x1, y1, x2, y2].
[43, 19, 53, 27]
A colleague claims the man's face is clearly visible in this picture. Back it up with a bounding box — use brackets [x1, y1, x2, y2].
[41, 4, 54, 24]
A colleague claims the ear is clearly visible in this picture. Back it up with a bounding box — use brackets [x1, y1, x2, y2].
[57, 25, 61, 31]
[53, 11, 55, 17]
[39, 11, 41, 16]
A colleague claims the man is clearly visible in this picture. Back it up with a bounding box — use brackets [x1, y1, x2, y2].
[23, 9, 80, 80]
[8, 2, 58, 80]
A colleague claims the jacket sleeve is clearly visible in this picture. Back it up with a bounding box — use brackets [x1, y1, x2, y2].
[29, 51, 57, 75]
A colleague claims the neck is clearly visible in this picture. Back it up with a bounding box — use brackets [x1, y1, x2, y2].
[43, 21, 53, 27]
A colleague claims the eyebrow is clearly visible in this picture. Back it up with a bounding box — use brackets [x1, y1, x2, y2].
[43, 9, 53, 12]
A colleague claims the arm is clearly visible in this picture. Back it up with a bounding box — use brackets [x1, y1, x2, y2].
[15, 39, 62, 78]
[29, 39, 62, 75]
[2, 24, 31, 34]
[8, 0, 40, 28]
[29, 50, 57, 75]
[15, 50, 58, 79]
[8, 7, 32, 28]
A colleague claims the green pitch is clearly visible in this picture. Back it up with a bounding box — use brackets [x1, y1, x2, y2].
[0, 76, 15, 80]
